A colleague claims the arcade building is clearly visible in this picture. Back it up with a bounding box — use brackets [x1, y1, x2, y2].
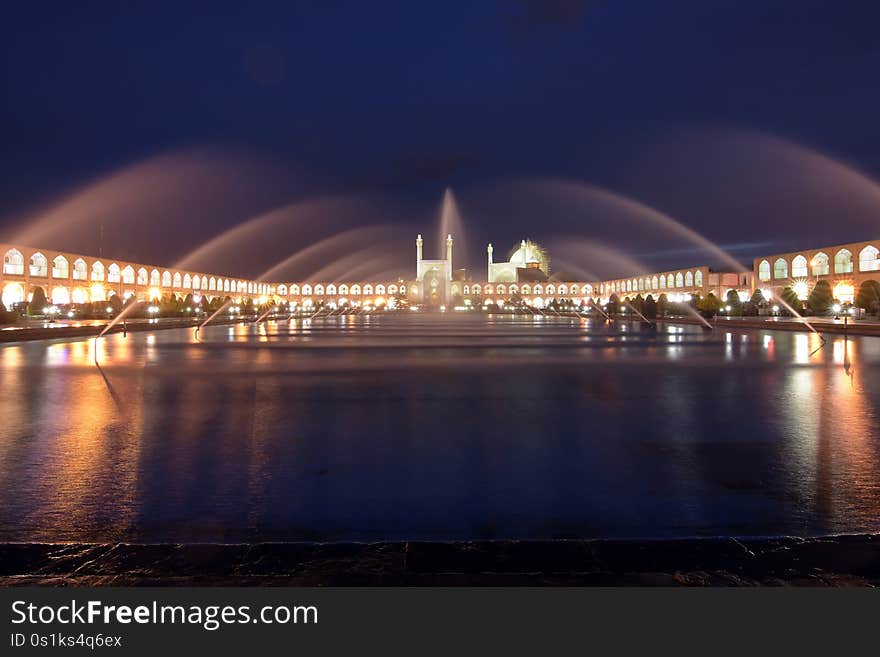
[3, 234, 879, 314]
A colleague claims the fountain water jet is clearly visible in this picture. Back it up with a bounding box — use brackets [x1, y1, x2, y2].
[438, 188, 466, 266]
[623, 300, 654, 325]
[541, 184, 825, 335]
[12, 148, 296, 258]
[551, 238, 714, 329]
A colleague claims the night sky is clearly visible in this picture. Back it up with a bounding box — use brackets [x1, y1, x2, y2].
[2, 1, 879, 279]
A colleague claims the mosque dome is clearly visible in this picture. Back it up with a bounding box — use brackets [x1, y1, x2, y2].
[508, 240, 549, 273]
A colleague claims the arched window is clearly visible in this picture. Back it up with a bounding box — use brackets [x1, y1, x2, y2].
[108, 263, 121, 283]
[364, 284, 373, 295]
[666, 274, 674, 288]
[222, 279, 229, 292]
[2, 248, 24, 275]
[376, 284, 385, 295]
[695, 270, 703, 287]
[534, 284, 543, 295]
[172, 272, 182, 288]
[303, 284, 313, 295]
[209, 277, 216, 291]
[546, 284, 556, 295]
[290, 283, 300, 295]
[315, 284, 325, 295]
[52, 255, 69, 278]
[472, 284, 482, 295]
[183, 274, 192, 289]
[338, 284, 348, 295]
[350, 284, 360, 296]
[277, 284, 288, 296]
[637, 279, 644, 292]
[149, 269, 160, 286]
[193, 276, 202, 290]
[91, 261, 105, 281]
[122, 266, 135, 284]
[73, 258, 87, 280]
[650, 275, 658, 289]
[675, 272, 684, 288]
[684, 271, 693, 287]
[859, 245, 879, 272]
[658, 276, 666, 289]
[161, 271, 171, 287]
[773, 258, 788, 279]
[834, 249, 853, 274]
[136, 268, 148, 285]
[496, 284, 506, 295]
[791, 255, 808, 278]
[811, 253, 829, 276]
[758, 260, 771, 281]
[29, 252, 48, 277]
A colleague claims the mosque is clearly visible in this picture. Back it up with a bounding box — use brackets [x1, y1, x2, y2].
[412, 235, 560, 307]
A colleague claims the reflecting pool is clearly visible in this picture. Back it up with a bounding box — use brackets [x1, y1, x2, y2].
[1, 314, 878, 542]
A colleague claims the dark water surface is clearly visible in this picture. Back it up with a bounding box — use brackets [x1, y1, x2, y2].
[1, 314, 878, 542]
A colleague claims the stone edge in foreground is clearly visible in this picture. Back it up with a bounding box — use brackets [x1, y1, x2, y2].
[1, 536, 878, 586]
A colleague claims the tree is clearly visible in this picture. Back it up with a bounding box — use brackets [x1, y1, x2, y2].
[780, 287, 802, 315]
[855, 280, 880, 314]
[182, 293, 195, 311]
[741, 289, 764, 316]
[642, 294, 657, 319]
[725, 289, 742, 316]
[607, 293, 620, 316]
[160, 294, 180, 317]
[27, 286, 48, 315]
[107, 294, 124, 314]
[657, 293, 668, 317]
[808, 280, 834, 314]
[697, 293, 722, 318]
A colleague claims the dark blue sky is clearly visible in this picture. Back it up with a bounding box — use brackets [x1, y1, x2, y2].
[2, 1, 879, 277]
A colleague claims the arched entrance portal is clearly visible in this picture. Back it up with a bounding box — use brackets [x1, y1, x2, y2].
[422, 268, 445, 308]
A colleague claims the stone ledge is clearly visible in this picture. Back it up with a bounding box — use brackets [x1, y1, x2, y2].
[1, 536, 878, 586]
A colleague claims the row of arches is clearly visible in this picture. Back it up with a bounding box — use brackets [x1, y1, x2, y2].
[0, 280, 282, 310]
[599, 270, 704, 296]
[282, 283, 402, 297]
[2, 248, 272, 296]
[758, 246, 879, 281]
[460, 283, 593, 296]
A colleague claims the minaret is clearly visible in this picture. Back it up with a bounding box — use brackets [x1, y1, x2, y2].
[487, 243, 493, 281]
[416, 234, 423, 279]
[521, 239, 527, 266]
[445, 233, 453, 280]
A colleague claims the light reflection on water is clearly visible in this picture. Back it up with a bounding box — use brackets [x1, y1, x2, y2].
[0, 314, 878, 543]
